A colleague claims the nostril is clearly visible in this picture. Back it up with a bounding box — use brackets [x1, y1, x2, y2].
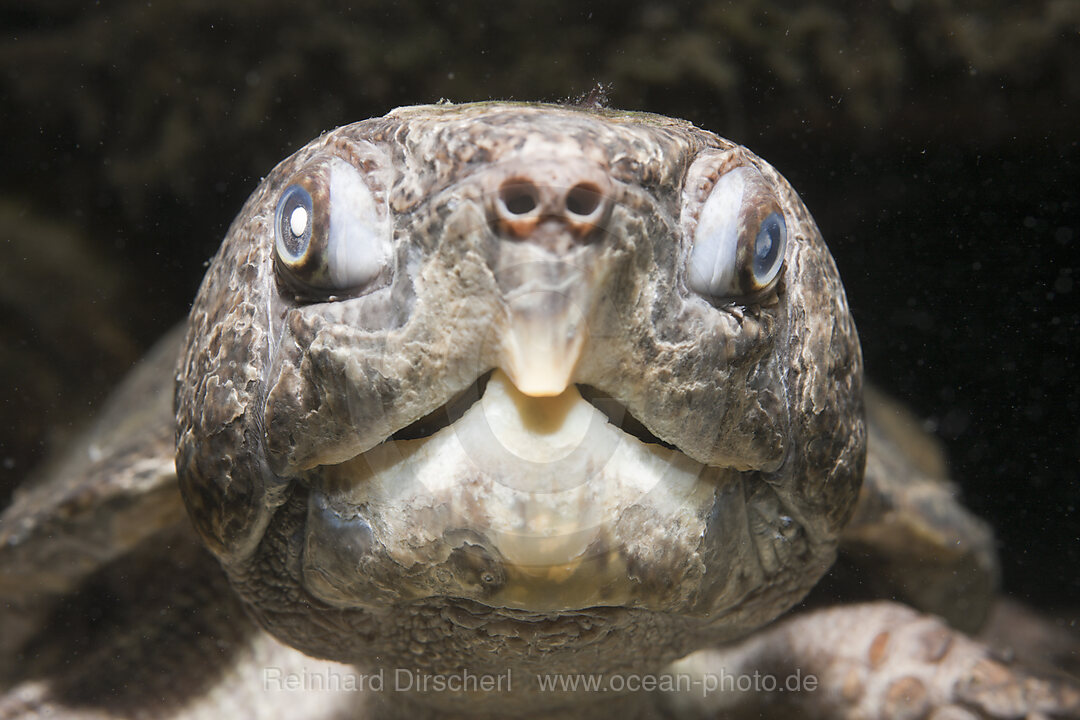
[498, 180, 540, 216]
[565, 182, 603, 217]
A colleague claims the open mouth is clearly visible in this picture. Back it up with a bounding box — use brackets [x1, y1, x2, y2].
[390, 371, 677, 452]
[389, 372, 494, 442]
[576, 386, 678, 451]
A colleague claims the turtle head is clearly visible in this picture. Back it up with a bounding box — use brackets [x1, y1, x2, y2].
[175, 103, 864, 707]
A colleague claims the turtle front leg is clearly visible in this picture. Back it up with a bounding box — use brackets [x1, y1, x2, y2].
[664, 602, 1080, 719]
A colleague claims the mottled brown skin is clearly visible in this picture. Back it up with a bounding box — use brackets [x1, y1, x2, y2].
[1, 104, 1077, 720]
[174, 103, 863, 715]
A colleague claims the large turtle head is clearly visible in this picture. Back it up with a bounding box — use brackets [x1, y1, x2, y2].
[176, 103, 863, 703]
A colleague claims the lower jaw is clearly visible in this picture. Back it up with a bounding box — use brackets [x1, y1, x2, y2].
[300, 451, 736, 613]
[290, 419, 826, 618]
[298, 368, 746, 613]
[233, 482, 834, 702]
[240, 371, 834, 680]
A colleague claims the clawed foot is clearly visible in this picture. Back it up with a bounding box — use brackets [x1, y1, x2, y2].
[665, 602, 1079, 719]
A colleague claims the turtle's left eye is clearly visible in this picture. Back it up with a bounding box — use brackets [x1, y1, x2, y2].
[685, 164, 787, 300]
[274, 156, 391, 294]
[751, 211, 786, 287]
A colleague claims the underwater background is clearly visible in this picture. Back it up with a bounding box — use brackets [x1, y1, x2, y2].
[1, 2, 1076, 615]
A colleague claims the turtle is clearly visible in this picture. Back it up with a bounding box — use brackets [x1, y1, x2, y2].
[1, 102, 1076, 720]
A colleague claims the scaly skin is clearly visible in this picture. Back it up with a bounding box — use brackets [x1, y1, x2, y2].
[175, 102, 863, 716]
[2, 103, 1076, 719]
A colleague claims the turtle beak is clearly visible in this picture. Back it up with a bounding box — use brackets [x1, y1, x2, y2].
[496, 251, 596, 398]
[501, 287, 589, 397]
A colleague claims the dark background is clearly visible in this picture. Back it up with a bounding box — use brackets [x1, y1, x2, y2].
[1, 2, 1077, 609]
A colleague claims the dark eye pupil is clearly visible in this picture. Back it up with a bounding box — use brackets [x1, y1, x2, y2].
[277, 185, 313, 259]
[753, 213, 783, 278]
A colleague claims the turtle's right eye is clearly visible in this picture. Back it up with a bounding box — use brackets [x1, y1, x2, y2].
[276, 184, 314, 261]
[273, 156, 392, 295]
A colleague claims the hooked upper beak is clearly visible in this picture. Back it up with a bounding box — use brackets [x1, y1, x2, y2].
[500, 283, 589, 397]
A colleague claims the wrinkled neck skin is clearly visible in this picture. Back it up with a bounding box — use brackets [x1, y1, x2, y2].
[334, 607, 704, 719]
[175, 103, 865, 720]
